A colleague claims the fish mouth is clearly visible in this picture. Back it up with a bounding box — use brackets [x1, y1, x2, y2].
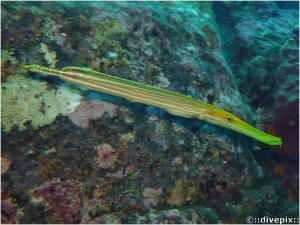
[224, 118, 283, 146]
[16, 63, 34, 71]
[261, 134, 282, 146]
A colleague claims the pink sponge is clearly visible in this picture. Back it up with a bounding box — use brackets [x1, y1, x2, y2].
[67, 99, 116, 128]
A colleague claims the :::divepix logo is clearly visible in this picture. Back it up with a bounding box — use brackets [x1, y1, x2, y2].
[246, 216, 299, 224]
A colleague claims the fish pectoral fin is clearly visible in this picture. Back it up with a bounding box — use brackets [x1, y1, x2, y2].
[198, 112, 206, 119]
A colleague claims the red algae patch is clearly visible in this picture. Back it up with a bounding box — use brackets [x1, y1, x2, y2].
[31, 180, 83, 224]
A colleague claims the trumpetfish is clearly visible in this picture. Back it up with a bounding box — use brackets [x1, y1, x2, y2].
[17, 63, 282, 146]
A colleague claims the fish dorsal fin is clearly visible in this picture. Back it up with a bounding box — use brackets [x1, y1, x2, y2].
[62, 66, 79, 71]
[61, 66, 94, 72]
[62, 66, 72, 71]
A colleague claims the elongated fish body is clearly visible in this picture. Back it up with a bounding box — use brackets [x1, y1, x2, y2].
[18, 64, 282, 146]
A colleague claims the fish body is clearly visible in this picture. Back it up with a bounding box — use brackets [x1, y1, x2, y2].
[17, 63, 282, 146]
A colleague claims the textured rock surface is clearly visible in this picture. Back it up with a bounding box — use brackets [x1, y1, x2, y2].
[215, 1, 298, 109]
[274, 36, 299, 158]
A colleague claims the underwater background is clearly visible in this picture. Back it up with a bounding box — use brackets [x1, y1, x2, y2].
[1, 1, 299, 224]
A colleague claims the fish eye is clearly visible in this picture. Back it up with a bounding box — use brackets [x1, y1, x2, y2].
[226, 117, 233, 122]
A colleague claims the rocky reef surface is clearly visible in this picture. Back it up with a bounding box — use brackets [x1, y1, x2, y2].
[1, 1, 298, 223]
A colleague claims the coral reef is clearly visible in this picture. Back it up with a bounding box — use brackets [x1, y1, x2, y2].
[1, 1, 298, 224]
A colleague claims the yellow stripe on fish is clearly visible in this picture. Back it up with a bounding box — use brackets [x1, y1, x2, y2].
[17, 63, 282, 146]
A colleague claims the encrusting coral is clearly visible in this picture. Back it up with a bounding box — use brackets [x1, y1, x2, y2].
[142, 187, 163, 207]
[166, 179, 187, 207]
[1, 73, 86, 132]
[91, 57, 111, 73]
[1, 49, 19, 65]
[39, 43, 58, 68]
[40, 18, 57, 41]
[55, 85, 83, 115]
[1, 74, 60, 132]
